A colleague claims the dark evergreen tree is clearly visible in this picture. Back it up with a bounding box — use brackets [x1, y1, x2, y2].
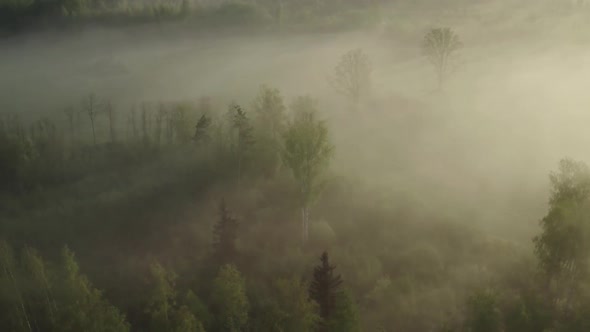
[309, 251, 343, 332]
[212, 199, 239, 266]
[193, 114, 212, 145]
[230, 104, 254, 189]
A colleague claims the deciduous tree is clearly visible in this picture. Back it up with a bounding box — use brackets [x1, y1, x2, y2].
[275, 277, 319, 332]
[422, 27, 462, 89]
[534, 159, 590, 303]
[282, 97, 334, 243]
[252, 85, 286, 175]
[329, 49, 371, 109]
[210, 264, 249, 332]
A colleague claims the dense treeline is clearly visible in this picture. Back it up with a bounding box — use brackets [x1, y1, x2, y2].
[0, 0, 387, 33]
[0, 85, 361, 331]
[4, 80, 590, 331]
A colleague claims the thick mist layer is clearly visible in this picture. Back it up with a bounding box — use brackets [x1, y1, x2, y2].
[4, 13, 590, 240]
[4, 2, 590, 331]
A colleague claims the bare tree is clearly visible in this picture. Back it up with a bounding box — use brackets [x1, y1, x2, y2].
[141, 103, 149, 145]
[422, 27, 462, 89]
[105, 101, 116, 143]
[83, 93, 99, 146]
[128, 105, 138, 142]
[329, 48, 371, 109]
[155, 104, 166, 146]
[64, 107, 76, 143]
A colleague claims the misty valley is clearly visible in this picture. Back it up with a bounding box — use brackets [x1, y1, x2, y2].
[3, 0, 590, 331]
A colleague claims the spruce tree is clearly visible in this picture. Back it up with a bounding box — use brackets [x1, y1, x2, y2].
[193, 114, 212, 145]
[230, 104, 254, 188]
[309, 252, 343, 332]
[212, 199, 239, 266]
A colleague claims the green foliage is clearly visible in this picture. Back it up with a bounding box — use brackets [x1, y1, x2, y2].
[173, 305, 205, 332]
[145, 262, 206, 332]
[282, 97, 334, 242]
[0, 240, 31, 332]
[56, 246, 130, 332]
[252, 85, 286, 175]
[7, 88, 590, 332]
[22, 246, 57, 329]
[282, 97, 334, 207]
[503, 292, 552, 332]
[0, 242, 130, 331]
[146, 261, 178, 331]
[231, 104, 255, 154]
[246, 291, 284, 331]
[464, 290, 502, 332]
[325, 290, 361, 332]
[274, 277, 320, 332]
[211, 264, 249, 332]
[534, 159, 590, 294]
[185, 291, 212, 330]
[227, 104, 255, 186]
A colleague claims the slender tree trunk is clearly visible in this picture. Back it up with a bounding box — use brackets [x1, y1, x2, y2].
[302, 206, 306, 244]
[106, 102, 115, 143]
[85, 94, 98, 147]
[132, 106, 138, 141]
[1, 259, 32, 332]
[237, 152, 242, 191]
[305, 207, 310, 241]
[301, 205, 310, 244]
[141, 104, 148, 146]
[90, 114, 96, 146]
[155, 107, 163, 147]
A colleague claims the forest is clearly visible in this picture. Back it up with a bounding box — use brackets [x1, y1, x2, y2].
[4, 0, 590, 331]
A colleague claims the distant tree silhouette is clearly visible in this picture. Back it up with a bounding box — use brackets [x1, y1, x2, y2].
[329, 49, 371, 109]
[212, 199, 239, 266]
[105, 101, 116, 143]
[64, 107, 76, 143]
[83, 93, 99, 146]
[193, 114, 212, 145]
[230, 104, 254, 188]
[422, 27, 462, 90]
[309, 252, 343, 332]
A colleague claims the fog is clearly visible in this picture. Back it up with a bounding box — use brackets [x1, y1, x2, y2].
[4, 11, 590, 240]
[3, 1, 590, 330]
